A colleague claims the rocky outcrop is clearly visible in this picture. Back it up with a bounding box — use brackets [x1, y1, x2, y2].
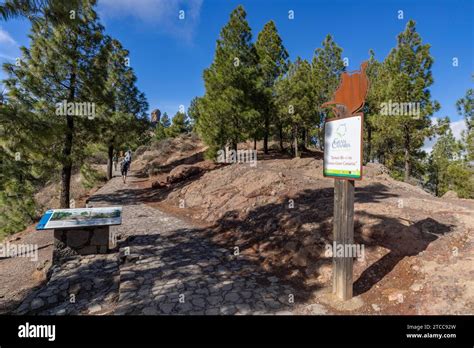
[442, 190, 458, 199]
[151, 109, 161, 123]
[166, 165, 203, 184]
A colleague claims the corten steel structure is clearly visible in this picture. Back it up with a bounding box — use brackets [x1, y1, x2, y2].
[322, 61, 369, 118]
[322, 61, 369, 300]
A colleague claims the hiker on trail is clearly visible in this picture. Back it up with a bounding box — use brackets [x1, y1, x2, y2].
[113, 152, 118, 172]
[121, 150, 132, 184]
[125, 149, 132, 163]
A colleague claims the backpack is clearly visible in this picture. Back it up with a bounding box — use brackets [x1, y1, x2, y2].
[124, 151, 131, 164]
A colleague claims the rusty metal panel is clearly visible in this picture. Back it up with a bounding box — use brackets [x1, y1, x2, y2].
[322, 61, 369, 117]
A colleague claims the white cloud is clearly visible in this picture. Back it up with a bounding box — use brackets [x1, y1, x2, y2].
[450, 119, 467, 140]
[98, 0, 203, 41]
[0, 28, 17, 46]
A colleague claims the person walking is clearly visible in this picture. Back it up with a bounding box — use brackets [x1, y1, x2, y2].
[125, 149, 132, 165]
[113, 152, 118, 172]
[121, 149, 132, 184]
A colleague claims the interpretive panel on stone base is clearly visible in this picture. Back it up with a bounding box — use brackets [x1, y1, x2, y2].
[37, 207, 122, 230]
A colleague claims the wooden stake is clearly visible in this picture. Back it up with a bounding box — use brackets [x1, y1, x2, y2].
[333, 178, 355, 300]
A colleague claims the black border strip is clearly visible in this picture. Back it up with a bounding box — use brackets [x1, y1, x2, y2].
[0, 315, 472, 346]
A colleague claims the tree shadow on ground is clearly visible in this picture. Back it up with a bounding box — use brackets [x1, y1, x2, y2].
[114, 228, 300, 314]
[203, 183, 398, 293]
[206, 182, 454, 300]
[353, 214, 453, 296]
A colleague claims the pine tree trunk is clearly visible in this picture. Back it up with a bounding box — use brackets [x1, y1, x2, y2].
[59, 70, 76, 209]
[404, 127, 411, 182]
[367, 124, 372, 163]
[60, 114, 74, 208]
[107, 142, 114, 180]
[294, 125, 299, 158]
[317, 123, 325, 151]
[253, 138, 257, 150]
[301, 128, 307, 151]
[263, 115, 269, 154]
[279, 124, 284, 152]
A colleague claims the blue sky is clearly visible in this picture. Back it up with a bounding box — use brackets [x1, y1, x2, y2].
[1, 0, 473, 149]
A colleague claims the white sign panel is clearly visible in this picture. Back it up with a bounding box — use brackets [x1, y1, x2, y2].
[324, 115, 363, 179]
[36, 207, 122, 230]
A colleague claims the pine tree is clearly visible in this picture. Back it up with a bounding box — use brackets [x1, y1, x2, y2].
[98, 36, 149, 180]
[255, 20, 289, 154]
[364, 50, 384, 162]
[312, 34, 345, 149]
[198, 5, 259, 158]
[0, 88, 6, 104]
[154, 112, 170, 140]
[456, 86, 474, 161]
[384, 20, 440, 182]
[0, 104, 38, 237]
[0, 0, 83, 23]
[275, 57, 313, 157]
[161, 112, 171, 127]
[3, 1, 107, 208]
[274, 70, 292, 152]
[187, 96, 202, 131]
[427, 118, 473, 197]
[364, 53, 404, 169]
[166, 111, 189, 137]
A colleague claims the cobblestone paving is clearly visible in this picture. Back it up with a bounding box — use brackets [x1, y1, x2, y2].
[116, 229, 296, 315]
[15, 254, 119, 315]
[15, 172, 302, 315]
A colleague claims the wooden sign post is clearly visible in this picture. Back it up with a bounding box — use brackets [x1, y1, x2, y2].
[333, 178, 355, 299]
[322, 62, 369, 301]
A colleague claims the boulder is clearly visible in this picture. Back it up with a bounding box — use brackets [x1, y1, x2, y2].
[167, 165, 202, 184]
[442, 190, 458, 199]
[151, 180, 167, 189]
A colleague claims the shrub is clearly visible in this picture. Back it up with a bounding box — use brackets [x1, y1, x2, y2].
[81, 164, 107, 190]
[180, 142, 196, 152]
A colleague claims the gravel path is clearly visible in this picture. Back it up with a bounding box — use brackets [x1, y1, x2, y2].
[14, 171, 303, 315]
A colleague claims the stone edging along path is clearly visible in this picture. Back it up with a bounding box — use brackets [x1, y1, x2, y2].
[14, 171, 314, 315]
